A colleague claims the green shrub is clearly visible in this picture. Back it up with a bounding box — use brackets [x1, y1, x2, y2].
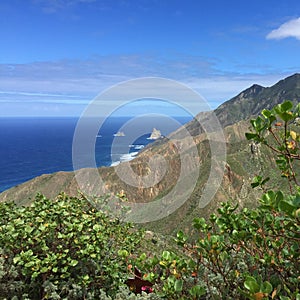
[131, 101, 300, 299]
[0, 193, 144, 299]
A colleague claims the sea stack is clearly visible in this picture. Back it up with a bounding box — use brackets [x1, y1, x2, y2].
[149, 128, 162, 140]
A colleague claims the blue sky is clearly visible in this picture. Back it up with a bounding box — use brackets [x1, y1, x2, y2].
[1, 0, 300, 116]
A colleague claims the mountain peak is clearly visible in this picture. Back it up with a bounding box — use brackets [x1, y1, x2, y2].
[240, 83, 265, 97]
[214, 73, 300, 127]
[272, 73, 300, 90]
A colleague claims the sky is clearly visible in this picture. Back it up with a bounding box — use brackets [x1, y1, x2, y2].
[0, 0, 300, 117]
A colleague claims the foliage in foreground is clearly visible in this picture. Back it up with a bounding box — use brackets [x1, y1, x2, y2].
[0, 193, 145, 299]
[130, 101, 300, 299]
[0, 101, 299, 299]
[132, 101, 300, 300]
[135, 190, 299, 299]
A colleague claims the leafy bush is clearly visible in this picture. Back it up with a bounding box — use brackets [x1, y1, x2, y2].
[131, 101, 300, 299]
[134, 191, 299, 299]
[245, 100, 300, 190]
[0, 193, 144, 299]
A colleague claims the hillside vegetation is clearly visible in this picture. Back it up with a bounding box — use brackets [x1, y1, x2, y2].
[0, 101, 299, 299]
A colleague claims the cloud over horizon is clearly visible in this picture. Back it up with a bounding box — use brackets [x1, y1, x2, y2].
[267, 17, 300, 40]
[0, 54, 290, 117]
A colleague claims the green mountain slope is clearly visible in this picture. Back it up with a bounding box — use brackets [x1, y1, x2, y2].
[215, 73, 300, 127]
[184, 73, 300, 136]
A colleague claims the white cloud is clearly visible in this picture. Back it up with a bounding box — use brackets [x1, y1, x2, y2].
[0, 55, 294, 116]
[266, 17, 300, 40]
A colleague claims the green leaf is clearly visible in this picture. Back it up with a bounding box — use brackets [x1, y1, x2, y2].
[25, 225, 34, 234]
[245, 132, 258, 140]
[24, 261, 35, 268]
[278, 200, 295, 216]
[251, 116, 264, 131]
[279, 112, 294, 122]
[189, 285, 206, 297]
[40, 266, 49, 273]
[244, 277, 260, 293]
[162, 250, 171, 261]
[69, 259, 78, 267]
[31, 272, 39, 279]
[117, 249, 129, 257]
[261, 177, 270, 186]
[82, 274, 90, 281]
[280, 100, 293, 112]
[139, 252, 147, 261]
[175, 230, 187, 246]
[13, 256, 21, 264]
[262, 109, 272, 118]
[35, 216, 44, 223]
[261, 281, 272, 293]
[193, 217, 207, 230]
[174, 279, 183, 292]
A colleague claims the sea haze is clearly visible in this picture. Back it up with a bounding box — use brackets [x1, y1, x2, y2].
[0, 116, 191, 193]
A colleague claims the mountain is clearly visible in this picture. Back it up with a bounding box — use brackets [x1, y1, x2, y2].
[215, 73, 300, 127]
[1, 73, 300, 234]
[184, 73, 300, 136]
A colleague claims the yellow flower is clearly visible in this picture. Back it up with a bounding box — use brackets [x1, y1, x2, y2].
[290, 130, 297, 140]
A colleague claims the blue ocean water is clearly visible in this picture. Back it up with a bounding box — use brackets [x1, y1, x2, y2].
[0, 116, 191, 193]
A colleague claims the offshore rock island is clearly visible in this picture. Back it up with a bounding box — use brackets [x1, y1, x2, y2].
[147, 128, 162, 140]
[113, 131, 125, 137]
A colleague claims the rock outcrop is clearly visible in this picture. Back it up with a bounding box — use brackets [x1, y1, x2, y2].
[148, 128, 162, 140]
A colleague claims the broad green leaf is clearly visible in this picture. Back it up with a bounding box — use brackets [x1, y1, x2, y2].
[162, 250, 171, 260]
[280, 100, 293, 112]
[244, 277, 260, 293]
[262, 109, 271, 118]
[245, 132, 258, 140]
[174, 279, 183, 292]
[278, 200, 295, 216]
[279, 112, 293, 122]
[24, 261, 35, 268]
[193, 217, 207, 230]
[82, 274, 90, 281]
[69, 259, 78, 267]
[139, 252, 147, 261]
[261, 281, 272, 293]
[25, 225, 34, 234]
[13, 256, 21, 264]
[117, 249, 128, 257]
[40, 267, 49, 273]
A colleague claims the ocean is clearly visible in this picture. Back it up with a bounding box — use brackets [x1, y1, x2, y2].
[0, 116, 190, 193]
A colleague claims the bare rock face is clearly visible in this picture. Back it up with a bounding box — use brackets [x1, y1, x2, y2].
[148, 128, 162, 140]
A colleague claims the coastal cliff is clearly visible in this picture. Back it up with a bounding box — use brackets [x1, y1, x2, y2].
[1, 74, 300, 233]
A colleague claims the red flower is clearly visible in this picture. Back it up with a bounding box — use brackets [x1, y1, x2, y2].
[141, 286, 154, 293]
[126, 267, 154, 294]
